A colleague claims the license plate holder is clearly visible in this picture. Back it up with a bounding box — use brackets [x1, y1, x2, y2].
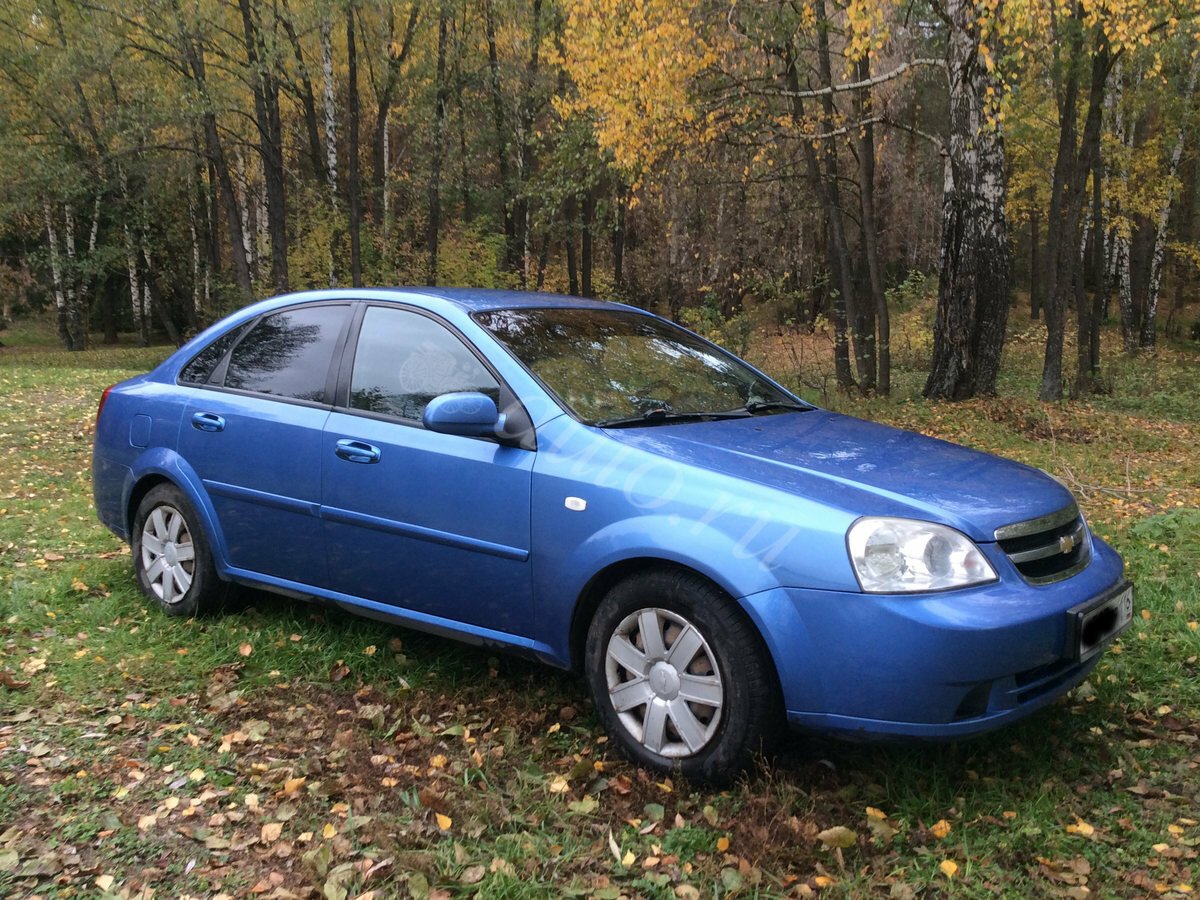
[1067, 582, 1133, 662]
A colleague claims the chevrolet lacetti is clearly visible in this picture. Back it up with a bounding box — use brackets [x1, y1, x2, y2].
[92, 289, 1133, 780]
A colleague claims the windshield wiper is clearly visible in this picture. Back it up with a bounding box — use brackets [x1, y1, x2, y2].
[738, 400, 812, 415]
[594, 409, 751, 428]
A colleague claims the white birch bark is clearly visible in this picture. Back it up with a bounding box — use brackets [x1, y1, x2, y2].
[43, 201, 66, 319]
[118, 167, 145, 339]
[1144, 57, 1199, 344]
[322, 18, 338, 199]
[235, 149, 254, 274]
[382, 108, 391, 242]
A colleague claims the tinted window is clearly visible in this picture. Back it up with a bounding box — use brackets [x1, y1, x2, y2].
[222, 305, 348, 401]
[349, 307, 499, 421]
[179, 323, 248, 385]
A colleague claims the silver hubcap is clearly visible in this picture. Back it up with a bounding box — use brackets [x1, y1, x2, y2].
[140, 505, 195, 605]
[605, 608, 723, 758]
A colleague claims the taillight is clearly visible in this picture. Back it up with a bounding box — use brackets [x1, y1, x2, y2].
[97, 385, 114, 424]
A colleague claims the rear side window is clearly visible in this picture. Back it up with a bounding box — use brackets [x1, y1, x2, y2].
[179, 323, 249, 385]
[222, 305, 348, 402]
[348, 306, 500, 420]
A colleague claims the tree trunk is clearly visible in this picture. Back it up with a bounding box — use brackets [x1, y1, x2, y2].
[514, 0, 544, 286]
[485, 0, 518, 274]
[1040, 31, 1109, 400]
[371, 5, 420, 225]
[815, 0, 872, 389]
[1142, 56, 1199, 347]
[44, 201, 71, 348]
[613, 191, 626, 292]
[238, 0, 288, 295]
[279, 0, 327, 185]
[854, 56, 889, 395]
[923, 0, 1011, 400]
[1030, 194, 1041, 319]
[581, 188, 595, 297]
[182, 30, 253, 298]
[427, 8, 449, 285]
[346, 3, 362, 287]
[781, 43, 853, 391]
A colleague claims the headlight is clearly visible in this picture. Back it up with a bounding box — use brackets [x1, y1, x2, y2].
[847, 517, 997, 593]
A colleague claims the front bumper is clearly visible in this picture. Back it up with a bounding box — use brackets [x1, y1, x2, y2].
[740, 537, 1127, 739]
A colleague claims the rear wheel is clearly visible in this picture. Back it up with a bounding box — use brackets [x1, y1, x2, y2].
[132, 484, 230, 617]
[585, 569, 779, 782]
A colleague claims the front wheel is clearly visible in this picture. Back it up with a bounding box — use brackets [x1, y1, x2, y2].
[131, 484, 230, 617]
[584, 569, 780, 782]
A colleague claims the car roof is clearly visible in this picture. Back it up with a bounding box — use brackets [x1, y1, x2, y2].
[387, 287, 636, 314]
[255, 287, 643, 316]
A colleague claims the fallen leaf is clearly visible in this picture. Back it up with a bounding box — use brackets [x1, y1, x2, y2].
[95, 874, 115, 892]
[261, 822, 283, 842]
[940, 860, 958, 878]
[931, 819, 952, 840]
[239, 643, 253, 657]
[716, 836, 730, 853]
[435, 813, 452, 831]
[816, 826, 856, 849]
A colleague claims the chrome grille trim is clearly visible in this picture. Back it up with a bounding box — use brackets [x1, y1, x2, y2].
[1006, 522, 1087, 564]
[995, 503, 1091, 585]
[993, 502, 1080, 542]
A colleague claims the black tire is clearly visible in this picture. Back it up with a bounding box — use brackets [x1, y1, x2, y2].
[131, 484, 231, 617]
[584, 569, 780, 782]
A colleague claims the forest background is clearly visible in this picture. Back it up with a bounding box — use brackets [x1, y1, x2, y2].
[0, 0, 1198, 402]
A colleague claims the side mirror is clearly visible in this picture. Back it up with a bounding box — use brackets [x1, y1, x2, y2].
[422, 392, 505, 439]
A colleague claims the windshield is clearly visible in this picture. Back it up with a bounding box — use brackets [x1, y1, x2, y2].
[473, 307, 803, 426]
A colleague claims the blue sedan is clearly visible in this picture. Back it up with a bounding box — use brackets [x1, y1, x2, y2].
[92, 289, 1132, 780]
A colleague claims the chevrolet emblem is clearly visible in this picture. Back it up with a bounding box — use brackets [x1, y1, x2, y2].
[1059, 533, 1076, 554]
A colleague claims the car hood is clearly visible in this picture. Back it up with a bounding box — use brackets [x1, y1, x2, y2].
[600, 410, 1074, 542]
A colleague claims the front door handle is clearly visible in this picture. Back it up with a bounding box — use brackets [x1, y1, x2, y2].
[334, 439, 381, 464]
[191, 412, 225, 433]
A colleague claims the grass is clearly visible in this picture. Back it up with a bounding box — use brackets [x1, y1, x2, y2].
[0, 311, 1198, 898]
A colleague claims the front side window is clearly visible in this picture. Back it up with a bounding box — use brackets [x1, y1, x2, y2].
[348, 306, 500, 421]
[222, 305, 348, 402]
[474, 307, 800, 425]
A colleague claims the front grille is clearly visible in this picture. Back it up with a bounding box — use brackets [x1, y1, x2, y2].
[995, 504, 1091, 584]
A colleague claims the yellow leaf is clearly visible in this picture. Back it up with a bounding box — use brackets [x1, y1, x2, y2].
[430, 754, 448, 769]
[547, 722, 561, 734]
[436, 813, 452, 831]
[95, 874, 115, 892]
[323, 822, 338, 838]
[940, 859, 959, 878]
[716, 836, 730, 852]
[622, 849, 636, 867]
[813, 875, 835, 887]
[549, 775, 570, 794]
[817, 826, 857, 849]
[261, 822, 283, 842]
[283, 776, 306, 795]
[188, 768, 205, 782]
[866, 807, 887, 820]
[931, 819, 952, 839]
[137, 814, 157, 831]
[1066, 817, 1095, 836]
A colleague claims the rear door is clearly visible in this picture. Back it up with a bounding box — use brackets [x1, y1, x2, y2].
[177, 303, 350, 587]
[320, 305, 535, 635]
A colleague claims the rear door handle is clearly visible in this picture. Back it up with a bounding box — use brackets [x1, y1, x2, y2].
[335, 439, 381, 464]
[191, 412, 225, 433]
